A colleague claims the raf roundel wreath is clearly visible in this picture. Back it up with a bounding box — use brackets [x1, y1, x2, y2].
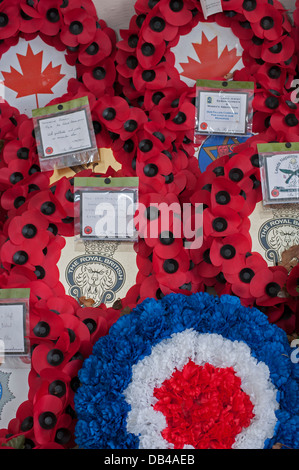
[74, 292, 299, 449]
[0, 0, 298, 450]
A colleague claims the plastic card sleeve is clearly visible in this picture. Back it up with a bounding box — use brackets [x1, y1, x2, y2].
[194, 80, 254, 145]
[32, 96, 99, 171]
[257, 142, 299, 206]
[74, 177, 139, 242]
[0, 288, 31, 367]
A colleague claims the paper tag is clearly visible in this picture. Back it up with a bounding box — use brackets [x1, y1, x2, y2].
[0, 303, 26, 355]
[200, 0, 223, 19]
[80, 190, 137, 240]
[263, 153, 299, 202]
[57, 237, 138, 307]
[39, 109, 92, 158]
[197, 91, 248, 135]
[249, 202, 299, 266]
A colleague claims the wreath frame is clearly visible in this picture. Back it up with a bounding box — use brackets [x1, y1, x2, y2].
[0, 0, 298, 449]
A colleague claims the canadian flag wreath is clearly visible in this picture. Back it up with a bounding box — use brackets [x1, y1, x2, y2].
[0, 0, 298, 449]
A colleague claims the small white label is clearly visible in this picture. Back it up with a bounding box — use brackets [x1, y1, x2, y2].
[197, 90, 248, 135]
[39, 109, 92, 158]
[264, 153, 299, 202]
[200, 0, 223, 19]
[0, 304, 26, 354]
[80, 190, 136, 240]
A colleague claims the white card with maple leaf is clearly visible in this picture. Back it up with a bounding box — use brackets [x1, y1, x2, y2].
[0, 37, 76, 116]
[172, 23, 243, 86]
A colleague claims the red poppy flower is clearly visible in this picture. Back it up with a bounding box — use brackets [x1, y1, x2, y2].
[93, 95, 130, 131]
[153, 246, 190, 290]
[6, 400, 34, 439]
[132, 61, 168, 92]
[261, 34, 295, 63]
[60, 0, 97, 17]
[135, 192, 181, 243]
[225, 253, 269, 299]
[60, 8, 96, 47]
[141, 13, 178, 45]
[117, 107, 147, 141]
[33, 394, 63, 445]
[80, 58, 116, 96]
[19, 1, 42, 34]
[50, 176, 74, 217]
[270, 109, 299, 141]
[230, 19, 254, 40]
[32, 234, 65, 288]
[136, 151, 173, 192]
[250, 265, 288, 307]
[31, 329, 81, 376]
[210, 176, 245, 213]
[78, 29, 113, 66]
[7, 208, 49, 246]
[286, 265, 299, 297]
[30, 306, 65, 343]
[0, 238, 44, 270]
[136, 37, 166, 69]
[27, 189, 67, 223]
[250, 5, 283, 41]
[0, 158, 32, 190]
[36, 294, 78, 316]
[158, 0, 193, 26]
[36, 0, 63, 36]
[139, 274, 163, 302]
[0, 3, 20, 40]
[255, 62, 287, 92]
[165, 100, 196, 133]
[253, 89, 282, 114]
[209, 232, 252, 275]
[203, 206, 242, 238]
[193, 236, 222, 280]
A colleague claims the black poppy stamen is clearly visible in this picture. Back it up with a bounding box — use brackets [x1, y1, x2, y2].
[229, 168, 244, 182]
[163, 259, 179, 274]
[13, 251, 28, 265]
[159, 231, 174, 245]
[49, 380, 66, 398]
[69, 21, 83, 35]
[47, 348, 64, 366]
[143, 163, 158, 177]
[139, 139, 153, 152]
[220, 244, 236, 260]
[149, 16, 165, 32]
[41, 201, 56, 216]
[215, 191, 231, 205]
[260, 16, 274, 30]
[102, 107, 116, 121]
[265, 282, 281, 297]
[0, 13, 8, 27]
[38, 412, 57, 430]
[239, 268, 255, 283]
[33, 321, 50, 338]
[22, 223, 37, 239]
[46, 8, 60, 23]
[212, 217, 228, 232]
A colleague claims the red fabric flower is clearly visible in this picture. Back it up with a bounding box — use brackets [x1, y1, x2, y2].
[141, 13, 178, 44]
[33, 394, 63, 445]
[19, 0, 42, 34]
[7, 209, 49, 247]
[225, 253, 268, 299]
[210, 176, 245, 213]
[203, 207, 242, 238]
[27, 189, 67, 223]
[37, 0, 63, 37]
[209, 233, 252, 275]
[250, 265, 289, 307]
[153, 360, 254, 449]
[152, 247, 190, 290]
[80, 58, 116, 96]
[60, 8, 96, 47]
[158, 0, 193, 27]
[78, 29, 113, 66]
[93, 96, 130, 131]
[0, 3, 20, 40]
[261, 34, 295, 63]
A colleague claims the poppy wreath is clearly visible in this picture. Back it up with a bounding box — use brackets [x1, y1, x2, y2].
[74, 292, 299, 449]
[0, 0, 130, 450]
[113, 0, 299, 334]
[0, 0, 298, 450]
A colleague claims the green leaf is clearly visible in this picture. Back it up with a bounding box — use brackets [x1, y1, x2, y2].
[1, 435, 25, 449]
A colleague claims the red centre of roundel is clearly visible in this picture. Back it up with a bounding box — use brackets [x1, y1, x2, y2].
[153, 360, 255, 449]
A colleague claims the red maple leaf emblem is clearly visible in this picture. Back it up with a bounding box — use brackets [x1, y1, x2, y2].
[179, 32, 242, 81]
[2, 44, 65, 108]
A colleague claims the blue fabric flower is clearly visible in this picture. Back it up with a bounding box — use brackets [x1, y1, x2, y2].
[74, 293, 299, 449]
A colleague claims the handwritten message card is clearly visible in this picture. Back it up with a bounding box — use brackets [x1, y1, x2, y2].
[197, 91, 248, 135]
[39, 109, 92, 158]
[80, 190, 136, 240]
[0, 303, 26, 355]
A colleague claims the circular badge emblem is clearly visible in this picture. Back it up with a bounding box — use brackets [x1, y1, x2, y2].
[84, 226, 92, 235]
[45, 147, 53, 155]
[271, 189, 280, 197]
[200, 122, 208, 130]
